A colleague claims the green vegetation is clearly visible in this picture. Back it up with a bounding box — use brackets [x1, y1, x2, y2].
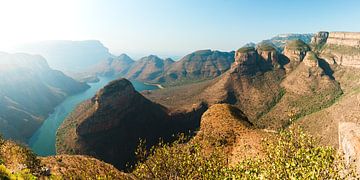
[0, 134, 41, 179]
[286, 40, 310, 51]
[257, 43, 277, 51]
[133, 129, 352, 179]
[237, 46, 256, 53]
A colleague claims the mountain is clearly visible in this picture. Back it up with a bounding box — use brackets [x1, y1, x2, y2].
[145, 40, 341, 130]
[82, 50, 234, 87]
[0, 52, 89, 141]
[155, 50, 234, 86]
[14, 40, 113, 71]
[125, 55, 174, 82]
[55, 31, 360, 174]
[260, 33, 313, 51]
[56, 78, 207, 169]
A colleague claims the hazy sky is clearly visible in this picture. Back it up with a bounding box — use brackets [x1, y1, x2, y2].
[0, 0, 359, 57]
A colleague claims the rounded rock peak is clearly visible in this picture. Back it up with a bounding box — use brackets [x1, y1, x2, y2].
[256, 42, 277, 52]
[284, 39, 310, 52]
[97, 78, 135, 98]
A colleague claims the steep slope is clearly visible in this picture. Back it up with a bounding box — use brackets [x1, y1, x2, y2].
[192, 104, 269, 165]
[0, 52, 89, 142]
[145, 42, 341, 130]
[14, 40, 113, 71]
[56, 78, 207, 170]
[291, 32, 360, 148]
[125, 55, 174, 82]
[156, 50, 234, 86]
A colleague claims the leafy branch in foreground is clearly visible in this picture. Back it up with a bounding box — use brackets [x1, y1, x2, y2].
[132, 128, 356, 179]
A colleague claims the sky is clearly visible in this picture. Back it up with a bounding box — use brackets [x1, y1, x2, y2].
[0, 0, 359, 58]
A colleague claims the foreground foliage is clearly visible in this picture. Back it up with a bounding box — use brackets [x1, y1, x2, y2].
[133, 129, 354, 179]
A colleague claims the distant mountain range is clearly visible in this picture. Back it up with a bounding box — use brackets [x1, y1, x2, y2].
[0, 52, 89, 141]
[14, 40, 113, 71]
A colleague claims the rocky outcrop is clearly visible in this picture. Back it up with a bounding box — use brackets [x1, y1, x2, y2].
[311, 31, 329, 45]
[283, 40, 310, 72]
[303, 51, 319, 67]
[339, 122, 360, 174]
[57, 78, 207, 170]
[283, 40, 310, 62]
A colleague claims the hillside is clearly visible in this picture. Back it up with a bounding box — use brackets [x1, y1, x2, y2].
[155, 50, 234, 86]
[55, 31, 360, 175]
[85, 50, 234, 87]
[0, 52, 89, 142]
[125, 55, 174, 82]
[56, 78, 207, 170]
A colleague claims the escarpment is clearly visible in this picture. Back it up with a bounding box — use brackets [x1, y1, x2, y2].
[312, 31, 360, 68]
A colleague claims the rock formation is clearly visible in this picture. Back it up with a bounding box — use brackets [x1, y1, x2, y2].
[311, 31, 329, 45]
[57, 78, 207, 170]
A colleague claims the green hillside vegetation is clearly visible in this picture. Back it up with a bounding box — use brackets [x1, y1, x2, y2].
[237, 46, 255, 53]
[257, 43, 277, 51]
[286, 40, 310, 51]
[133, 128, 354, 179]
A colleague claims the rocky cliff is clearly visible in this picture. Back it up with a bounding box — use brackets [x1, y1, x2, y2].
[312, 31, 360, 68]
[0, 52, 89, 142]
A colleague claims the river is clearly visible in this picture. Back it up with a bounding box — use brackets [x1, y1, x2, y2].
[28, 76, 158, 156]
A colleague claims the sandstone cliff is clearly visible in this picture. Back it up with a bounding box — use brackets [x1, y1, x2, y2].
[312, 31, 360, 68]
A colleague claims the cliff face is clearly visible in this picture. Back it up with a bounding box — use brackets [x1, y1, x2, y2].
[0, 52, 89, 142]
[327, 32, 360, 47]
[57, 78, 207, 170]
[312, 31, 360, 68]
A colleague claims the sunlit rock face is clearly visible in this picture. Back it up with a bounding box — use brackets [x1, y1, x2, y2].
[339, 122, 360, 174]
[312, 31, 360, 68]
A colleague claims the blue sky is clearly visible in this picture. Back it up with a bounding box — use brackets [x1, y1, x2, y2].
[1, 0, 359, 58]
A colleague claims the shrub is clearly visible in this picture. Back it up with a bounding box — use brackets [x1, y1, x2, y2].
[133, 128, 354, 179]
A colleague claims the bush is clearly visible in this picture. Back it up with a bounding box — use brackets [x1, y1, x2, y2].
[133, 129, 354, 179]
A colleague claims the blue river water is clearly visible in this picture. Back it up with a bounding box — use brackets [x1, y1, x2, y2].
[28, 76, 158, 156]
